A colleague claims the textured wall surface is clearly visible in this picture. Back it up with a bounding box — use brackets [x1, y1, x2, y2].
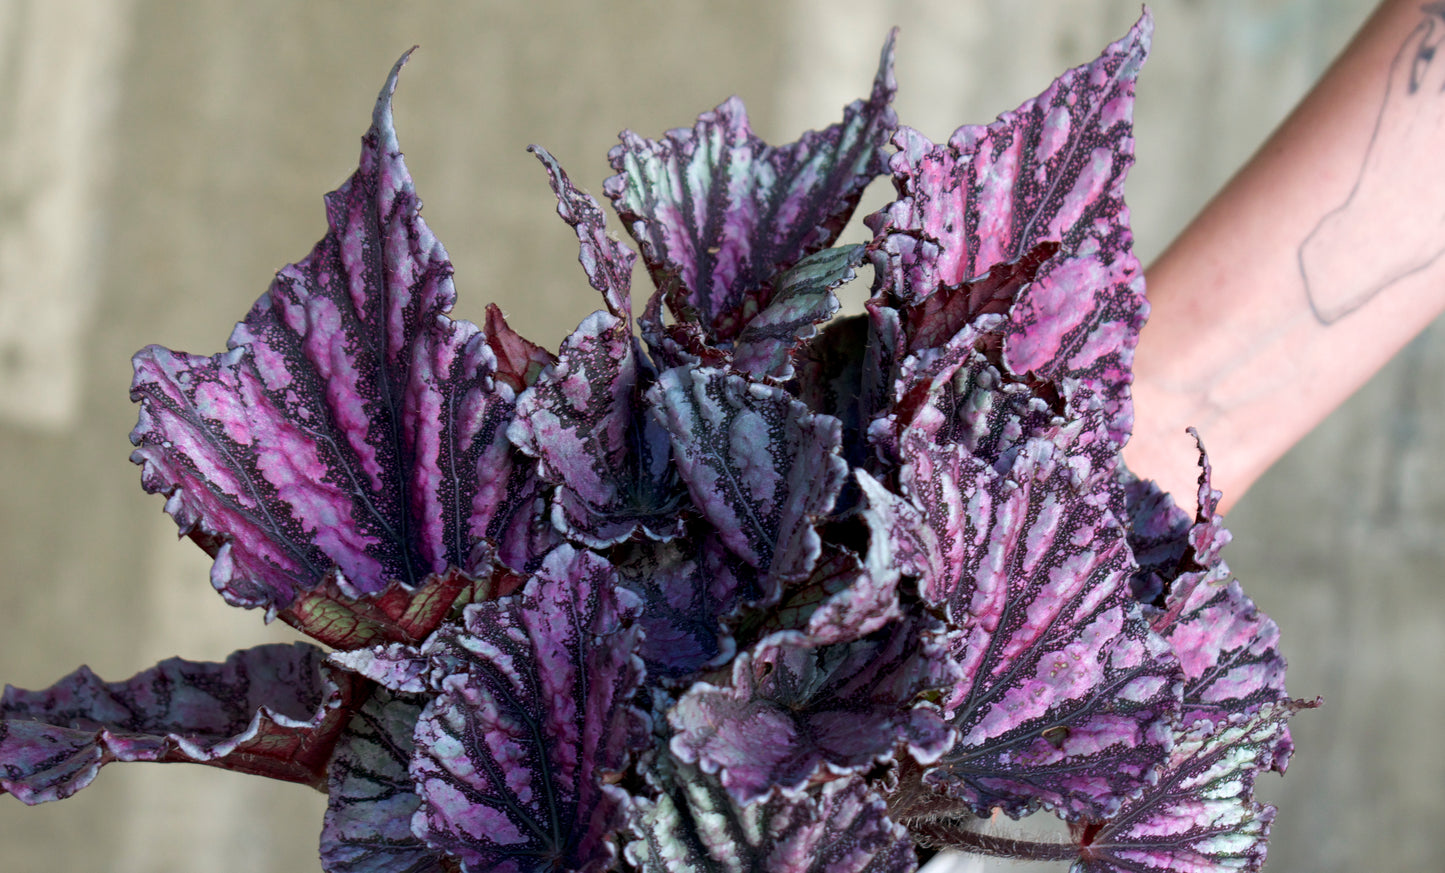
[1, 1, 1435, 871]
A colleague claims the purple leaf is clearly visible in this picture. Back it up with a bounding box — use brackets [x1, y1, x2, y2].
[1071, 700, 1317, 873]
[529, 145, 636, 319]
[607, 33, 896, 343]
[901, 430, 1180, 820]
[1161, 578, 1288, 733]
[758, 471, 936, 646]
[867, 14, 1151, 450]
[610, 535, 740, 682]
[509, 148, 685, 547]
[129, 52, 530, 614]
[669, 615, 958, 805]
[626, 757, 916, 873]
[649, 366, 847, 596]
[792, 314, 874, 472]
[510, 309, 683, 547]
[1119, 471, 1192, 605]
[321, 689, 446, 873]
[752, 544, 875, 644]
[731, 244, 862, 381]
[1142, 436, 1288, 730]
[329, 643, 432, 696]
[871, 320, 1067, 477]
[0, 643, 355, 804]
[408, 544, 649, 873]
[893, 241, 1060, 356]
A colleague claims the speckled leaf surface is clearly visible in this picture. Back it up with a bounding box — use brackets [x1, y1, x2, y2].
[0, 643, 354, 804]
[626, 757, 916, 873]
[873, 321, 1067, 477]
[1071, 700, 1314, 873]
[1135, 439, 1288, 731]
[611, 535, 739, 682]
[129, 54, 527, 613]
[732, 244, 862, 381]
[868, 17, 1150, 450]
[759, 471, 937, 646]
[902, 431, 1179, 820]
[321, 689, 445, 873]
[408, 545, 649, 873]
[669, 615, 957, 805]
[892, 241, 1061, 357]
[649, 367, 847, 593]
[607, 34, 896, 343]
[510, 150, 683, 547]
[510, 307, 680, 546]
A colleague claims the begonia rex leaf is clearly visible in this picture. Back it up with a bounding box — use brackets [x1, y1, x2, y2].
[1134, 437, 1289, 731]
[669, 614, 957, 805]
[130, 52, 541, 615]
[1070, 700, 1316, 873]
[868, 16, 1150, 451]
[321, 689, 444, 873]
[607, 33, 896, 343]
[509, 148, 685, 547]
[626, 756, 916, 873]
[408, 545, 649, 873]
[610, 535, 738, 682]
[902, 430, 1180, 820]
[731, 244, 862, 381]
[0, 643, 355, 804]
[649, 366, 847, 597]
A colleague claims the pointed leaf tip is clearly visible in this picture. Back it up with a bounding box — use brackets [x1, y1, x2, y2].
[373, 47, 418, 138]
[129, 51, 533, 615]
[609, 42, 896, 343]
[530, 144, 636, 318]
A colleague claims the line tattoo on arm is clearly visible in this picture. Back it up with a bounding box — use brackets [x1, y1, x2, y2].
[1298, 2, 1445, 324]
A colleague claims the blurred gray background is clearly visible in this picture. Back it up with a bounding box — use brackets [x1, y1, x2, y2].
[1, 1, 1438, 870]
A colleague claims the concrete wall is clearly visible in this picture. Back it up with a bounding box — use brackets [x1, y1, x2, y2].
[1, 1, 1434, 870]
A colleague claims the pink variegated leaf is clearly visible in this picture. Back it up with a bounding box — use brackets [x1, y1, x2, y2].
[649, 366, 847, 598]
[129, 53, 535, 615]
[408, 545, 649, 873]
[510, 149, 685, 547]
[758, 471, 938, 645]
[529, 145, 635, 319]
[868, 15, 1151, 451]
[626, 757, 916, 873]
[901, 430, 1180, 820]
[1133, 435, 1288, 731]
[0, 643, 357, 804]
[608, 34, 896, 344]
[1071, 700, 1318, 873]
[669, 614, 958, 805]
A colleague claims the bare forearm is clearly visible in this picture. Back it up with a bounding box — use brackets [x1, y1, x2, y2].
[1126, 0, 1445, 512]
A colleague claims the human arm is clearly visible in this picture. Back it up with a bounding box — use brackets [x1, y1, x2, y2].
[1125, 0, 1445, 512]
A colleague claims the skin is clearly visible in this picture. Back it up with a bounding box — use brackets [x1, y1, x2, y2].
[1125, 0, 1445, 513]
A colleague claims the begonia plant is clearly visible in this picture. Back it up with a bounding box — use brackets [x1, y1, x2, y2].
[0, 12, 1314, 872]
